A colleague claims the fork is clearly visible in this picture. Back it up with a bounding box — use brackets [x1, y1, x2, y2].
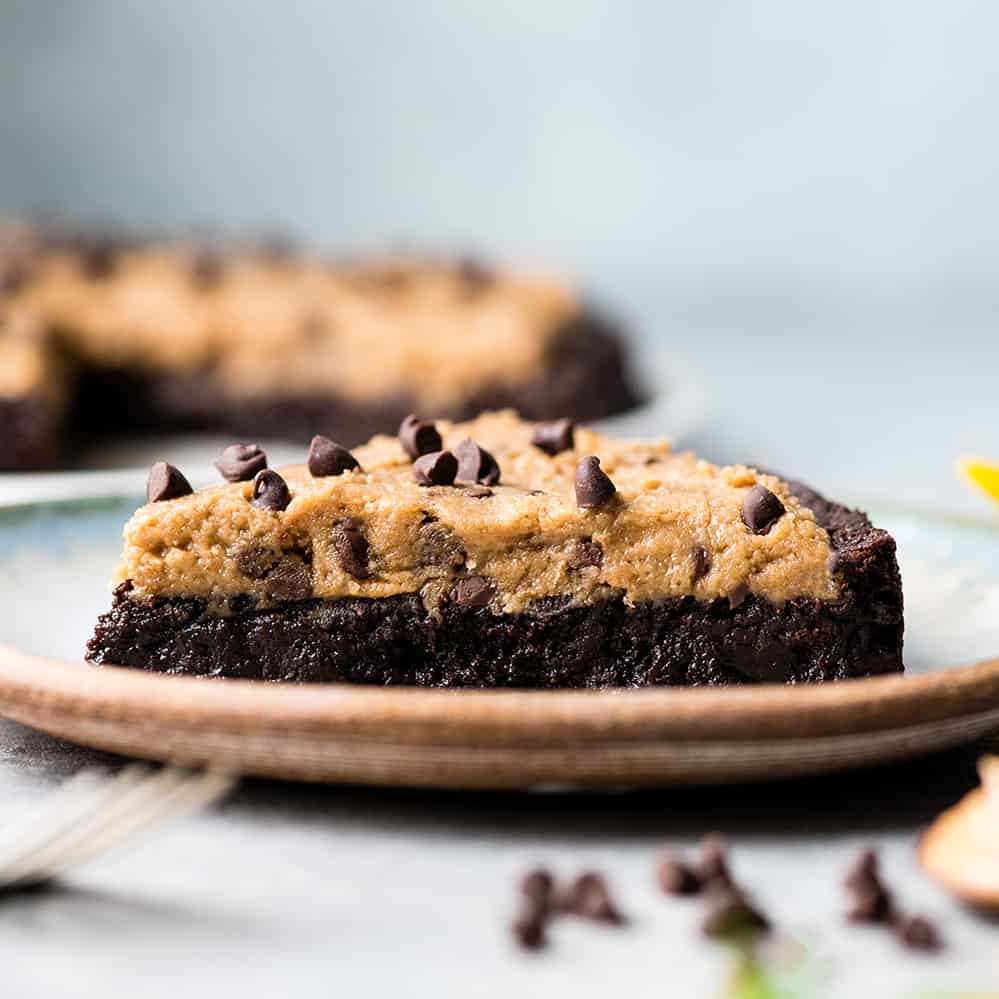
[0, 765, 237, 891]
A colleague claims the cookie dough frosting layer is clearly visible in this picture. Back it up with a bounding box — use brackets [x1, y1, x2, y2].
[7, 227, 578, 408]
[113, 411, 838, 615]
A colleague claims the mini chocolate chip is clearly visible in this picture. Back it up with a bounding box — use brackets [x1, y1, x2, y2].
[574, 456, 616, 509]
[234, 543, 277, 579]
[189, 246, 225, 288]
[413, 450, 458, 486]
[333, 519, 370, 579]
[844, 848, 880, 894]
[512, 908, 548, 951]
[452, 575, 494, 608]
[77, 238, 117, 280]
[692, 546, 711, 582]
[457, 256, 493, 293]
[263, 561, 313, 602]
[657, 851, 701, 896]
[701, 885, 770, 938]
[0, 259, 32, 295]
[564, 871, 625, 925]
[454, 437, 500, 485]
[698, 835, 734, 890]
[215, 443, 267, 482]
[418, 521, 466, 569]
[847, 887, 894, 924]
[462, 484, 493, 498]
[251, 469, 292, 511]
[113, 579, 134, 598]
[146, 462, 192, 503]
[742, 484, 786, 534]
[531, 419, 574, 456]
[521, 868, 555, 914]
[896, 914, 942, 952]
[568, 539, 603, 571]
[399, 414, 442, 459]
[307, 435, 360, 477]
[827, 551, 841, 575]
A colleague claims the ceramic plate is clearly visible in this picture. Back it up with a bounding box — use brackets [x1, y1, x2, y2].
[0, 497, 996, 789]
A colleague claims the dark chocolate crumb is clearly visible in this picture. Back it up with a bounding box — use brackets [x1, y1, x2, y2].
[896, 914, 943, 952]
[564, 871, 625, 925]
[574, 456, 616, 509]
[451, 575, 494, 608]
[454, 437, 501, 486]
[742, 485, 786, 534]
[113, 579, 134, 598]
[568, 539, 603, 571]
[251, 469, 292, 511]
[692, 546, 711, 582]
[307, 435, 360, 477]
[399, 414, 442, 459]
[413, 450, 458, 487]
[146, 462, 192, 503]
[531, 419, 575, 456]
[215, 443, 267, 483]
[657, 851, 701, 896]
[333, 519, 370, 579]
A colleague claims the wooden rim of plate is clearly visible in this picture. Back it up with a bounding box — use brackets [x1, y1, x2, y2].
[1, 644, 997, 748]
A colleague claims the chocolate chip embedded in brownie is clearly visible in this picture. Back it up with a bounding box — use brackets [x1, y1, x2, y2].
[86, 411, 904, 686]
[0, 221, 641, 468]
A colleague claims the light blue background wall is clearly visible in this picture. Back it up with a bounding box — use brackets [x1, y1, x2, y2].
[1, 1, 997, 510]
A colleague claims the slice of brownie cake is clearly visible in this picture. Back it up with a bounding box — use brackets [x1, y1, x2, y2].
[87, 411, 904, 686]
[0, 222, 640, 468]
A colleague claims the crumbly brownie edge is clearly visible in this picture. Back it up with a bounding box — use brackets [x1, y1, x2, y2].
[86, 480, 904, 686]
[0, 395, 62, 471]
[71, 313, 642, 445]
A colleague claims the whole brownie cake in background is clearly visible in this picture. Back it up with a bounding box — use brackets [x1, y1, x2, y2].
[0, 221, 640, 471]
[87, 411, 904, 686]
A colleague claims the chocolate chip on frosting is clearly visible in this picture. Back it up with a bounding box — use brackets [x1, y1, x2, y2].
[251, 469, 292, 511]
[568, 539, 603, 571]
[215, 443, 267, 482]
[692, 546, 711, 582]
[531, 419, 575, 456]
[412, 450, 458, 486]
[189, 246, 225, 289]
[742, 485, 785, 534]
[333, 519, 370, 579]
[574, 456, 616, 509]
[399, 414, 442, 459]
[452, 575, 494, 608]
[146, 462, 192, 503]
[77, 237, 118, 280]
[462, 484, 493, 498]
[453, 437, 500, 486]
[307, 435, 360, 477]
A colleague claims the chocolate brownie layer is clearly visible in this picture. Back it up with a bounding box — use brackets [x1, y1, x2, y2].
[0, 394, 63, 471]
[87, 479, 903, 686]
[70, 314, 639, 445]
